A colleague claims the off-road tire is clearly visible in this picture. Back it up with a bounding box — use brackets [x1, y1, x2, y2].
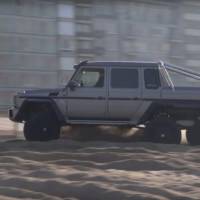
[186, 121, 200, 145]
[144, 117, 181, 144]
[24, 112, 60, 141]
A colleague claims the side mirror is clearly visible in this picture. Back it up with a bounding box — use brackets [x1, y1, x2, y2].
[68, 81, 79, 91]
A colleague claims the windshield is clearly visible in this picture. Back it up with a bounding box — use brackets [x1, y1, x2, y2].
[165, 64, 200, 87]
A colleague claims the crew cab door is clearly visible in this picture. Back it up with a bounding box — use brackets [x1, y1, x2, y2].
[108, 67, 143, 122]
[67, 66, 107, 119]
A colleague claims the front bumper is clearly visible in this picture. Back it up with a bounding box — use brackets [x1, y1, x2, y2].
[8, 108, 19, 122]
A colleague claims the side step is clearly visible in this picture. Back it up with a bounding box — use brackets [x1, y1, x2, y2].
[68, 120, 134, 126]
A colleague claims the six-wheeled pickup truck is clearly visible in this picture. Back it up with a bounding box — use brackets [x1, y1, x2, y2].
[9, 61, 200, 145]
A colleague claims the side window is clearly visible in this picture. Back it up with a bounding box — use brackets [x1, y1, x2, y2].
[144, 69, 161, 89]
[111, 68, 138, 88]
[75, 68, 104, 88]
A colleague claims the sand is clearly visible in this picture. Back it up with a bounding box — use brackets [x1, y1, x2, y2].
[0, 127, 199, 200]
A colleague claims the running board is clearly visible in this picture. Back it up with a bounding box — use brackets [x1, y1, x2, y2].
[68, 120, 133, 126]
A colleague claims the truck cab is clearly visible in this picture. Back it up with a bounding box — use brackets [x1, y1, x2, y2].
[66, 61, 161, 124]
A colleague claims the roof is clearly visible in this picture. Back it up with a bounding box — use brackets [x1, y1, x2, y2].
[74, 60, 160, 68]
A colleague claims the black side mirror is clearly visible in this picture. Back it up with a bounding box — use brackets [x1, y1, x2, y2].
[68, 81, 79, 91]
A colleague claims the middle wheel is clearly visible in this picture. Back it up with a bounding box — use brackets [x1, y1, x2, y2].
[144, 117, 181, 144]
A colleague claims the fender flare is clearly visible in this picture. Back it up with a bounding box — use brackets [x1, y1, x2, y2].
[14, 98, 65, 125]
[138, 102, 170, 124]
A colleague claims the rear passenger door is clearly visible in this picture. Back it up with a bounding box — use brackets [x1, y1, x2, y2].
[108, 67, 143, 122]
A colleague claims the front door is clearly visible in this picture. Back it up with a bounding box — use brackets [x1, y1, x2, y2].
[108, 67, 143, 122]
[67, 66, 107, 120]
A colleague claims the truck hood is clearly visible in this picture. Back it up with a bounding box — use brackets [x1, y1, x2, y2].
[18, 88, 64, 97]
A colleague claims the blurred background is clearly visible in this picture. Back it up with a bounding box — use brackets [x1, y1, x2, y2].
[0, 0, 200, 134]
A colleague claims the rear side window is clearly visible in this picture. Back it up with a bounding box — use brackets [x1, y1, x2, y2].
[144, 69, 161, 89]
[111, 68, 138, 88]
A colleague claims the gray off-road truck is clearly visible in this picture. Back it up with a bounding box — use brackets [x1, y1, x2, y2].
[9, 61, 200, 145]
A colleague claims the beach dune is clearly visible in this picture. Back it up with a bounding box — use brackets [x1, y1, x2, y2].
[0, 126, 199, 200]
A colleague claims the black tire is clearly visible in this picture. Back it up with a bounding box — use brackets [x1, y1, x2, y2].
[144, 117, 181, 144]
[186, 121, 200, 145]
[24, 112, 60, 141]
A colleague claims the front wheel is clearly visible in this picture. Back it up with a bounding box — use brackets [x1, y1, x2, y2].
[24, 112, 60, 141]
[144, 117, 181, 144]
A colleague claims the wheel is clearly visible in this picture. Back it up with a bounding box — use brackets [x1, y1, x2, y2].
[186, 121, 200, 145]
[24, 112, 60, 141]
[144, 117, 181, 144]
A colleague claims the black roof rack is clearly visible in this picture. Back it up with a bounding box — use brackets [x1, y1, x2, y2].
[73, 60, 161, 68]
[73, 60, 88, 69]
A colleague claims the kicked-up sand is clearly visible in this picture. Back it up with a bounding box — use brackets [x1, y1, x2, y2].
[0, 126, 199, 200]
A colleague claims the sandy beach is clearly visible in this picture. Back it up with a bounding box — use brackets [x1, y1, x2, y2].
[0, 127, 199, 200]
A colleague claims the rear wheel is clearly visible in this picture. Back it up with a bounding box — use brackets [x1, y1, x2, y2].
[144, 117, 181, 144]
[186, 121, 200, 145]
[24, 112, 60, 141]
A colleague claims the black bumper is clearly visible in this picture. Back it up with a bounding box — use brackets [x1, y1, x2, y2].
[8, 108, 19, 122]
